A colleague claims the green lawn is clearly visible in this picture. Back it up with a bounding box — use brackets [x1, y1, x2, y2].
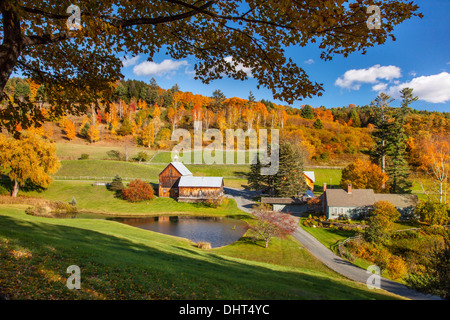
[0, 206, 402, 300]
[150, 150, 257, 164]
[53, 159, 250, 187]
[22, 180, 246, 217]
[56, 142, 157, 161]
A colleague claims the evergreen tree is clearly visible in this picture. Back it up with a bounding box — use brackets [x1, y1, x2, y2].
[370, 92, 394, 175]
[370, 90, 415, 194]
[273, 143, 307, 197]
[313, 118, 323, 129]
[248, 155, 263, 191]
[349, 109, 361, 127]
[301, 105, 314, 119]
[385, 88, 416, 194]
[109, 175, 124, 193]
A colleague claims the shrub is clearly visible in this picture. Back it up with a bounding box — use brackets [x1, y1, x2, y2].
[197, 242, 211, 249]
[79, 153, 89, 160]
[121, 179, 155, 202]
[415, 200, 448, 226]
[0, 184, 9, 195]
[204, 196, 227, 208]
[26, 201, 78, 218]
[109, 175, 124, 193]
[387, 256, 408, 280]
[135, 151, 149, 163]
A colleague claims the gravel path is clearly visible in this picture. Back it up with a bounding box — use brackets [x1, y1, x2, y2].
[224, 187, 442, 300]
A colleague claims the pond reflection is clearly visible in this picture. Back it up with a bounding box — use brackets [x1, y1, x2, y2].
[110, 216, 247, 248]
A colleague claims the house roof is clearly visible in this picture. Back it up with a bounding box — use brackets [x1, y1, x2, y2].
[304, 171, 315, 182]
[325, 188, 419, 208]
[178, 176, 223, 188]
[325, 189, 376, 207]
[374, 194, 419, 208]
[161, 161, 192, 176]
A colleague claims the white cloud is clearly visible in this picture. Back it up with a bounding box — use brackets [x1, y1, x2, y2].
[304, 59, 315, 65]
[224, 56, 253, 78]
[372, 83, 388, 92]
[335, 64, 402, 90]
[387, 72, 450, 104]
[121, 55, 140, 68]
[133, 59, 188, 76]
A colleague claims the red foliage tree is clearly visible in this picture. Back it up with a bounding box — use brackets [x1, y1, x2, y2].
[121, 179, 155, 202]
[248, 203, 297, 248]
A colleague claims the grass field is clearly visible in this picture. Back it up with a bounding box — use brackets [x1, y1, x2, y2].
[22, 180, 247, 217]
[56, 142, 157, 161]
[0, 206, 402, 299]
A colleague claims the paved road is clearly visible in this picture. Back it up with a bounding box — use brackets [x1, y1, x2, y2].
[224, 187, 441, 300]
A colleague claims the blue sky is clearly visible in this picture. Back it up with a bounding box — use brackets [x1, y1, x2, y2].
[121, 0, 450, 113]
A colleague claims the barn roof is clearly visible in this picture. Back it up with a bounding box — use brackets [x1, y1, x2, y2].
[163, 161, 192, 176]
[178, 176, 223, 188]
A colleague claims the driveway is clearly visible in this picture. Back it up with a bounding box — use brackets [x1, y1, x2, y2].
[224, 187, 441, 300]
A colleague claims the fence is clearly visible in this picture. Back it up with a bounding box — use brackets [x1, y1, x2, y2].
[52, 176, 145, 181]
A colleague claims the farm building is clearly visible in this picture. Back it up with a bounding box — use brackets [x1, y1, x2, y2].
[158, 156, 224, 202]
[322, 183, 418, 220]
[178, 176, 224, 203]
[304, 171, 315, 190]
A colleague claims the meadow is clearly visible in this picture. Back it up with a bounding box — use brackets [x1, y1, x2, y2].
[0, 206, 402, 300]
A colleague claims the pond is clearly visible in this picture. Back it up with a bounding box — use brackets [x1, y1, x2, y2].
[78, 214, 247, 248]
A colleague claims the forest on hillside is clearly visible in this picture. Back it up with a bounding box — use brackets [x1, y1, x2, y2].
[2, 77, 449, 171]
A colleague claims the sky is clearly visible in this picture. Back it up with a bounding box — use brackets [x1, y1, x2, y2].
[120, 0, 450, 113]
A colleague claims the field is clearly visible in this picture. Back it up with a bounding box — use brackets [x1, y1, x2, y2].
[0, 206, 402, 300]
[0, 142, 435, 300]
[22, 180, 247, 217]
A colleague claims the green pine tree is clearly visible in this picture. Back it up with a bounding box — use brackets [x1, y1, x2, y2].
[313, 118, 323, 129]
[273, 143, 307, 197]
[301, 105, 314, 119]
[385, 88, 416, 194]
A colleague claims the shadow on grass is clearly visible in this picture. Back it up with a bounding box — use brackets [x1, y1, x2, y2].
[0, 214, 401, 300]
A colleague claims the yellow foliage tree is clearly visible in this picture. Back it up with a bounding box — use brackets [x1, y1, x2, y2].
[87, 124, 100, 143]
[64, 119, 76, 140]
[0, 133, 60, 197]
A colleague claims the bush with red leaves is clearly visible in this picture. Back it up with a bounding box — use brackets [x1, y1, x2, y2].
[121, 179, 155, 202]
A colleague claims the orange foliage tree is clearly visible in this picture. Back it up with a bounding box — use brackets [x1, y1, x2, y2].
[340, 159, 389, 193]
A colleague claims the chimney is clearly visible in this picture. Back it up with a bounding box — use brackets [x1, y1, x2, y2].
[323, 183, 327, 192]
[347, 183, 352, 194]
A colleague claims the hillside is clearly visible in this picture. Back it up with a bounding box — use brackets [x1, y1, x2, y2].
[0, 206, 402, 300]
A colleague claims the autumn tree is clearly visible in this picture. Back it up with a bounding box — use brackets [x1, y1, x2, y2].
[0, 133, 60, 197]
[0, 1, 422, 134]
[64, 118, 76, 140]
[364, 200, 400, 243]
[87, 124, 100, 143]
[248, 203, 297, 248]
[340, 159, 389, 193]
